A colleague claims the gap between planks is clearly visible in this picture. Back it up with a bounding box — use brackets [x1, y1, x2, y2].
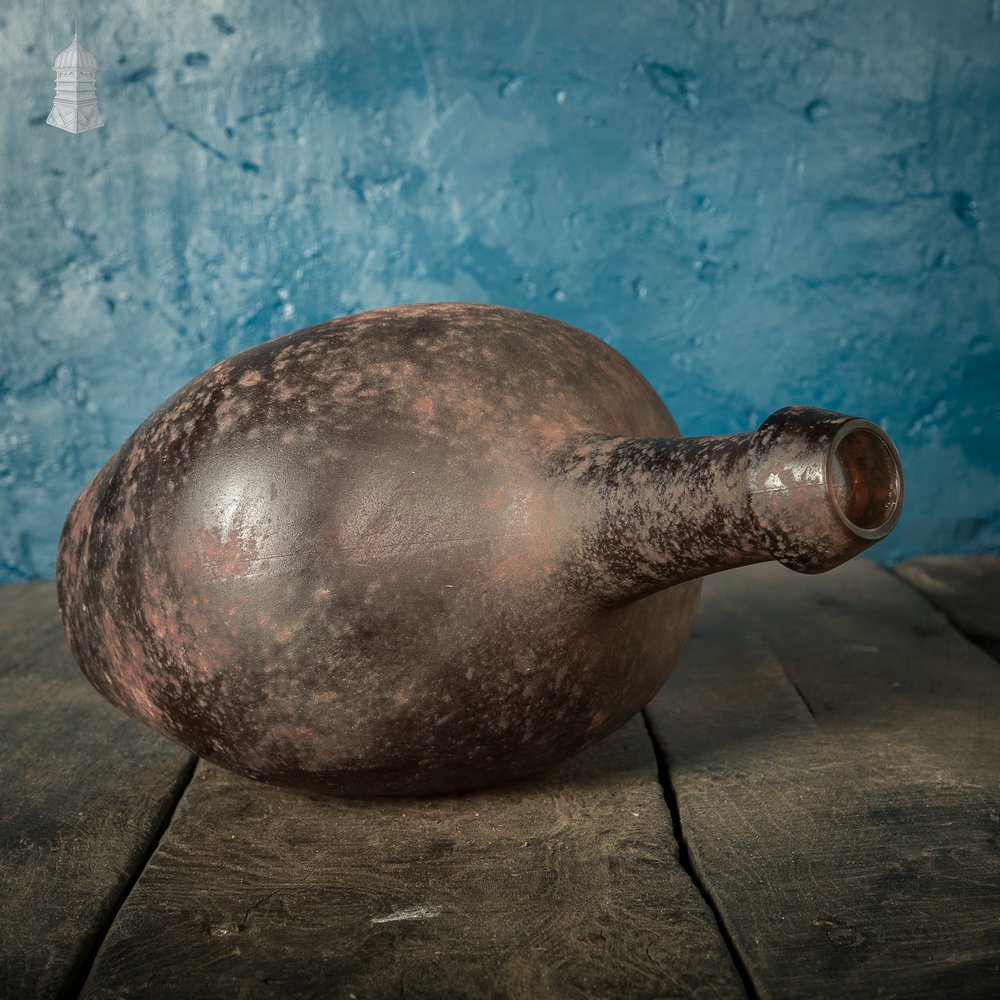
[68, 756, 199, 1000]
[641, 709, 761, 1000]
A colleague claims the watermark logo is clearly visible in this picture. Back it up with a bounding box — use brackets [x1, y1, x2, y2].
[47, 25, 104, 134]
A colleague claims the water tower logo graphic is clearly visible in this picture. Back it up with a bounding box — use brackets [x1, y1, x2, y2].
[47, 26, 105, 134]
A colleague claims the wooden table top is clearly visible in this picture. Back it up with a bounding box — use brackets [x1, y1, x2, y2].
[2, 557, 998, 999]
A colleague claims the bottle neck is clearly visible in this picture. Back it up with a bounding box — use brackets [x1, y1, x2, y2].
[554, 432, 769, 605]
[552, 406, 904, 607]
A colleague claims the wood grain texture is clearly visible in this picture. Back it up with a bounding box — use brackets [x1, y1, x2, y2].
[646, 560, 1000, 1000]
[894, 556, 1000, 660]
[0, 582, 196, 1000]
[80, 717, 745, 1000]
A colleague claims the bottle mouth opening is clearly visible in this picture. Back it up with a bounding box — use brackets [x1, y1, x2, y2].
[827, 422, 904, 540]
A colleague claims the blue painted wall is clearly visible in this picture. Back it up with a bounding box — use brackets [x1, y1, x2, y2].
[1, 0, 998, 582]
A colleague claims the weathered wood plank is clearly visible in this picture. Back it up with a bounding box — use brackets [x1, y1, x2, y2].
[80, 716, 746, 999]
[646, 560, 1000, 1000]
[894, 556, 1000, 660]
[0, 582, 196, 1000]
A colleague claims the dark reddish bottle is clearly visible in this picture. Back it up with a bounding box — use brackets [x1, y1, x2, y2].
[56, 304, 904, 794]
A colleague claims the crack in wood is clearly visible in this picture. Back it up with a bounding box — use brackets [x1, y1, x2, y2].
[780, 667, 818, 721]
[641, 710, 758, 1000]
[66, 755, 199, 1000]
[893, 558, 1000, 663]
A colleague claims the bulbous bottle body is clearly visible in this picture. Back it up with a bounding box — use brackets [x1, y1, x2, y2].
[57, 304, 702, 794]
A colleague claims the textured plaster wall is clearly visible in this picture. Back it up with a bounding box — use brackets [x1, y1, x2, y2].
[0, 0, 998, 582]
